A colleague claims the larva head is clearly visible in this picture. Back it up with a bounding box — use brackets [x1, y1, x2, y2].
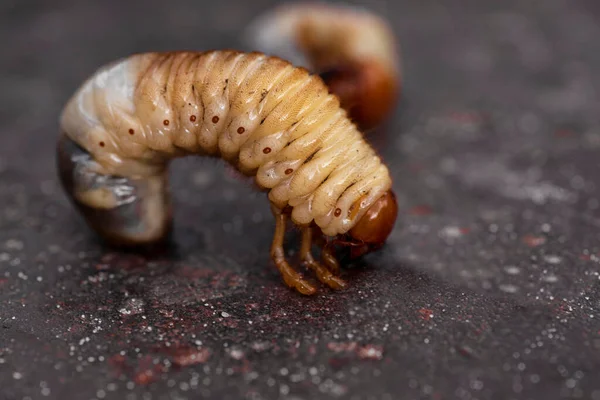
[319, 60, 399, 130]
[335, 190, 398, 259]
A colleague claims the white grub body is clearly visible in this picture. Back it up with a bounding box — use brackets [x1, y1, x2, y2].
[60, 51, 392, 237]
[245, 1, 401, 77]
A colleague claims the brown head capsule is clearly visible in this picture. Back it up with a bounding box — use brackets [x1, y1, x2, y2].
[344, 189, 398, 259]
[245, 2, 402, 130]
[57, 50, 397, 296]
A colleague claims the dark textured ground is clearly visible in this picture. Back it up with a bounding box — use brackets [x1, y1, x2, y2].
[1, 0, 600, 399]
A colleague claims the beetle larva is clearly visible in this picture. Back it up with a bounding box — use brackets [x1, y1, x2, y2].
[245, 1, 401, 130]
[57, 51, 398, 295]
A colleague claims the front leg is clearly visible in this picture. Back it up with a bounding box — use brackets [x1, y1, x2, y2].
[270, 206, 317, 295]
[311, 227, 341, 275]
[300, 226, 347, 290]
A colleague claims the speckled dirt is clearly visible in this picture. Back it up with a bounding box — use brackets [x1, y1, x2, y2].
[1, 0, 600, 399]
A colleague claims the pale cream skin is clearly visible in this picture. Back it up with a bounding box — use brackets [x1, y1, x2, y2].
[60, 51, 393, 239]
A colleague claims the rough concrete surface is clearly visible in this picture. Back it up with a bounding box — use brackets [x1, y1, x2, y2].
[1, 0, 600, 399]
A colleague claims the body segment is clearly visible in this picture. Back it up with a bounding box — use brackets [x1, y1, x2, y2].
[58, 50, 397, 294]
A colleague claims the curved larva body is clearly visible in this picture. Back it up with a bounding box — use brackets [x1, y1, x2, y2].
[58, 50, 396, 295]
[245, 2, 401, 129]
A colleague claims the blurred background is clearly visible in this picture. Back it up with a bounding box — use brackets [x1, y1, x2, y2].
[1, 0, 600, 399]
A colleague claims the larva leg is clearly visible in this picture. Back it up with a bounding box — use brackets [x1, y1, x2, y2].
[311, 228, 341, 276]
[56, 134, 172, 247]
[270, 206, 317, 295]
[300, 226, 347, 290]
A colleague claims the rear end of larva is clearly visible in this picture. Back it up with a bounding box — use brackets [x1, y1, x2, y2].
[244, 2, 402, 130]
[57, 50, 397, 295]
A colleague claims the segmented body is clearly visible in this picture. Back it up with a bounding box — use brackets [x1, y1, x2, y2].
[60, 51, 392, 237]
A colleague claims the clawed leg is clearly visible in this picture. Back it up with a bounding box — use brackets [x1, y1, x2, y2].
[270, 207, 317, 295]
[300, 226, 347, 290]
[311, 227, 341, 276]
